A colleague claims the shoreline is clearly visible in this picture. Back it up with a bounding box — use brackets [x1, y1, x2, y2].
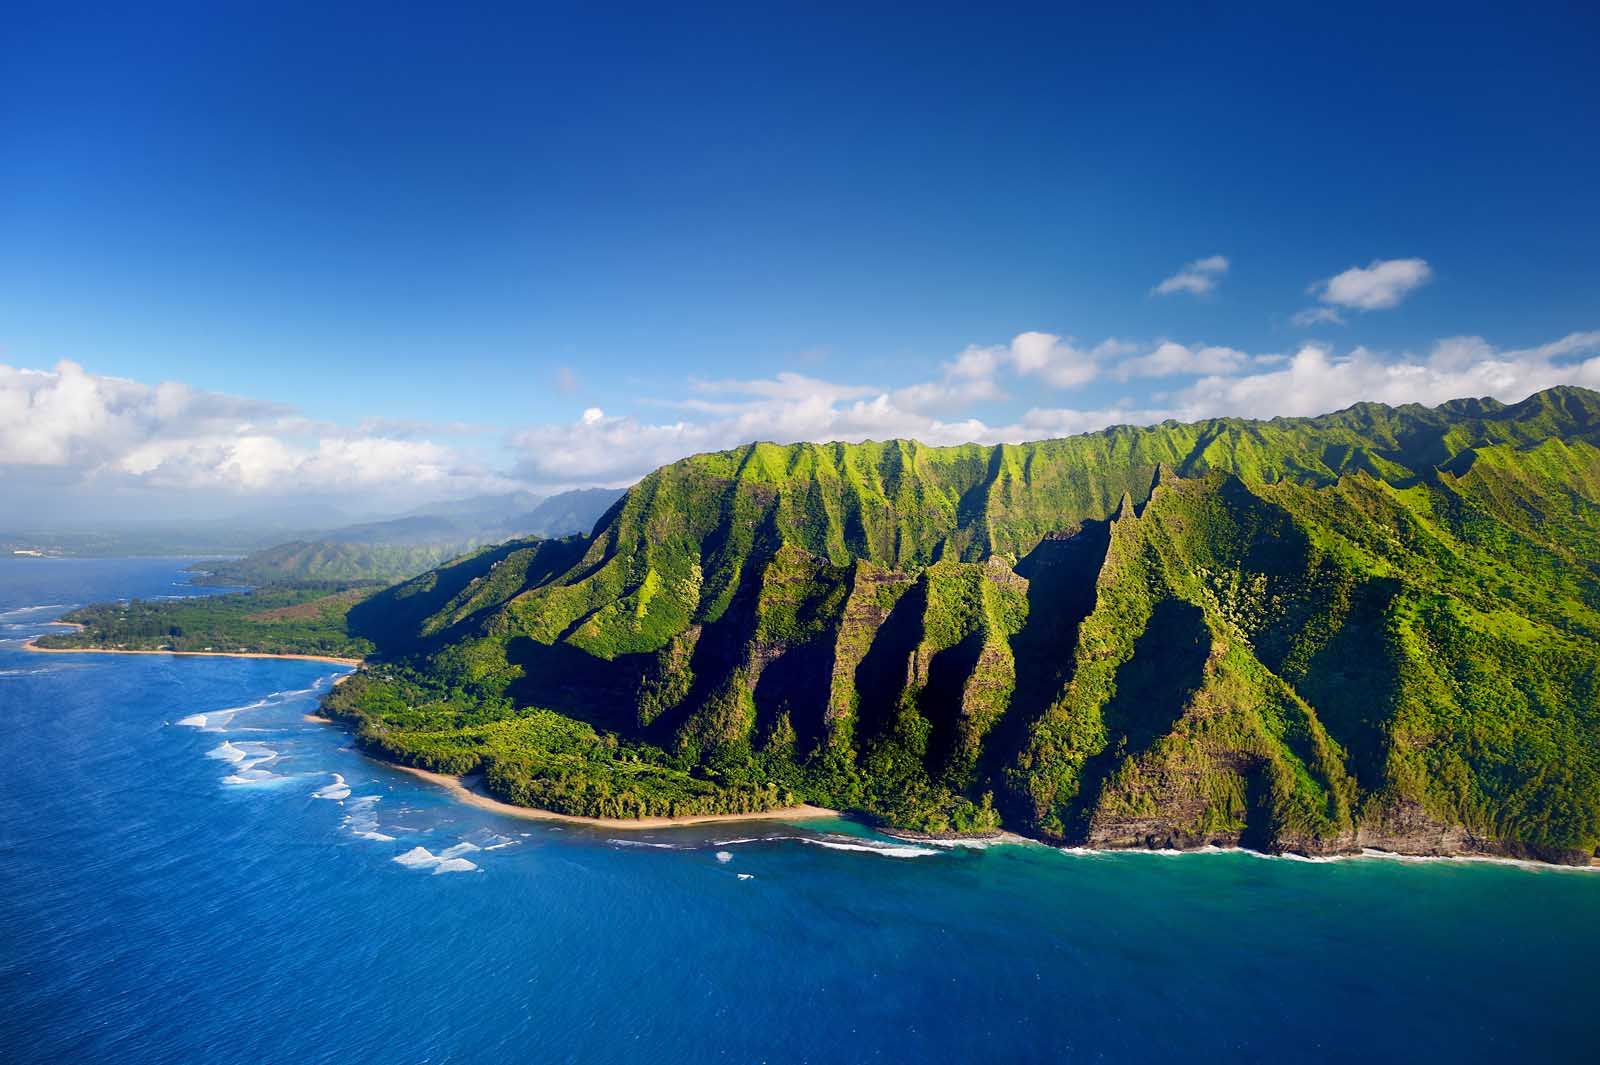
[311, 712, 1600, 863]
[301, 713, 838, 830]
[391, 761, 838, 830]
[392, 762, 839, 830]
[24, 639, 363, 667]
[1055, 841, 1600, 872]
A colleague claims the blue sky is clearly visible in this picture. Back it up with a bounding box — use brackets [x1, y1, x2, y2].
[3, 4, 1598, 521]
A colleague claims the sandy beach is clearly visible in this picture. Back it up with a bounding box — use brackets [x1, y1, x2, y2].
[24, 639, 363, 667]
[393, 763, 838, 829]
[301, 719, 839, 829]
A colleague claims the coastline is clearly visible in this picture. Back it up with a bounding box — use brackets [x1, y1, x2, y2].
[391, 762, 838, 829]
[300, 713, 837, 829]
[310, 712, 1600, 863]
[37, 630, 1577, 862]
[24, 639, 363, 667]
[393, 762, 838, 830]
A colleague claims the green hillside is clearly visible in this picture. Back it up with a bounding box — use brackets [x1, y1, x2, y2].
[308, 387, 1595, 860]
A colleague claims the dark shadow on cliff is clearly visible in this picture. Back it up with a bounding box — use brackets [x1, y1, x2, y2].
[503, 636, 653, 735]
[1294, 577, 1403, 792]
[850, 577, 928, 750]
[922, 629, 989, 785]
[641, 561, 768, 751]
[984, 521, 1112, 818]
[349, 537, 588, 656]
[752, 640, 835, 758]
[1066, 597, 1211, 839]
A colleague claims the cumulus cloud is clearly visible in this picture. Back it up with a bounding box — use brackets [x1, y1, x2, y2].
[1114, 341, 1249, 380]
[1290, 306, 1346, 327]
[510, 329, 1600, 487]
[1309, 258, 1432, 311]
[1175, 332, 1600, 420]
[1153, 255, 1229, 297]
[511, 374, 1008, 486]
[0, 360, 513, 508]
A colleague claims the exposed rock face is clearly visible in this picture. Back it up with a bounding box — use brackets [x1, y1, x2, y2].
[337, 387, 1600, 861]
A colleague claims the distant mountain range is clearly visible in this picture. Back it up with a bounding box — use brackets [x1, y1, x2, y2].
[192, 487, 624, 585]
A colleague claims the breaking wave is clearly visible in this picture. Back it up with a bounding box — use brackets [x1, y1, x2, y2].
[392, 844, 480, 874]
[311, 773, 351, 800]
[177, 683, 330, 730]
[0, 604, 66, 620]
[715, 833, 939, 859]
[341, 795, 396, 842]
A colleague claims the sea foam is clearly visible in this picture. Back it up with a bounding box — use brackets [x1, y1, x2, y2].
[801, 835, 939, 858]
[393, 844, 479, 874]
[341, 795, 396, 842]
[0, 604, 66, 620]
[715, 833, 940, 859]
[206, 741, 247, 764]
[311, 773, 351, 800]
[178, 684, 328, 731]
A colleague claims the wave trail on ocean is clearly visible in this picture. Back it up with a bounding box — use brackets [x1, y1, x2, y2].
[340, 795, 396, 842]
[311, 773, 350, 800]
[0, 604, 67, 620]
[392, 844, 480, 874]
[713, 833, 940, 859]
[177, 680, 335, 731]
[206, 741, 247, 764]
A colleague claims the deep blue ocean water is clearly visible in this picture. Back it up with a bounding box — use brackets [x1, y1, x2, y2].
[1, 558, 1597, 1064]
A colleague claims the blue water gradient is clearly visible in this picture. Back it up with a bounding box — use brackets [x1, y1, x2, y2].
[2, 558, 1597, 1064]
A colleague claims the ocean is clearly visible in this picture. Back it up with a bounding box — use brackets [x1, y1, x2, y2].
[1, 557, 1596, 1064]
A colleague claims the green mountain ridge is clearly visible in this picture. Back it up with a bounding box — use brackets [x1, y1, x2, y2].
[319, 386, 1600, 862]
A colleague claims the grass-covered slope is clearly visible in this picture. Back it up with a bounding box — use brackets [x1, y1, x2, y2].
[324, 387, 1600, 859]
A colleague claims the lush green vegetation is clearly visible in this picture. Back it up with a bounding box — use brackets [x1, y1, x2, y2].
[35, 582, 380, 659]
[322, 669, 797, 819]
[44, 387, 1600, 857]
[329, 386, 1600, 853]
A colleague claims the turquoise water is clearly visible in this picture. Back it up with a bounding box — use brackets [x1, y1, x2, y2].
[2, 558, 1597, 1064]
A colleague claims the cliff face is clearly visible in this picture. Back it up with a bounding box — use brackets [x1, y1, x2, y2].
[337, 387, 1600, 862]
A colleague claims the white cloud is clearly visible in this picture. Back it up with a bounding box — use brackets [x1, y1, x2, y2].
[1175, 332, 1600, 420]
[1153, 255, 1229, 297]
[1016, 405, 1178, 436]
[1008, 331, 1102, 388]
[509, 329, 1600, 488]
[1309, 258, 1432, 311]
[0, 360, 513, 506]
[1291, 306, 1346, 327]
[1114, 341, 1249, 380]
